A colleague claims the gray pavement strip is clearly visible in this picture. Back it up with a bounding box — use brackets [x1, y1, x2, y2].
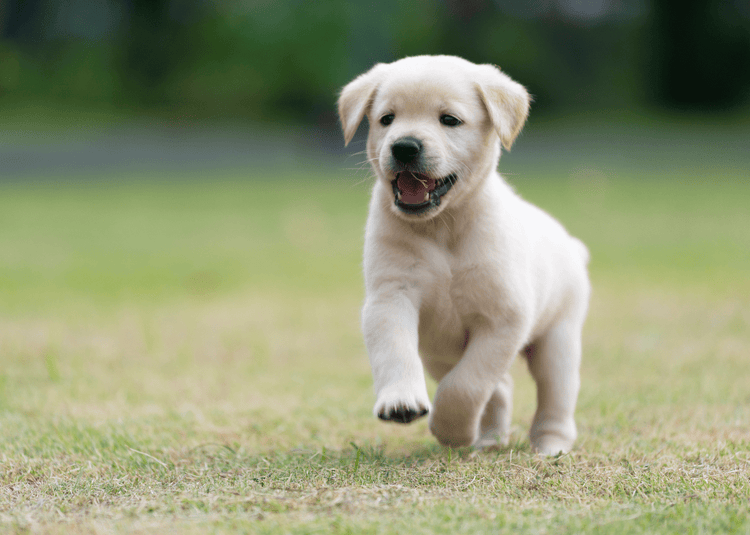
[1, 118, 747, 179]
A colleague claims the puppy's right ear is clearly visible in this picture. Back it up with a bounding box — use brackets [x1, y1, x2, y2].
[338, 64, 386, 146]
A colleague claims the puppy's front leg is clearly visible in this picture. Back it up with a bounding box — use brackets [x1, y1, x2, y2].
[429, 324, 523, 447]
[363, 289, 431, 424]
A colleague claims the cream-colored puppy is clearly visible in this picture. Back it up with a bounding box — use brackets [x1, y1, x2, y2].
[338, 55, 590, 455]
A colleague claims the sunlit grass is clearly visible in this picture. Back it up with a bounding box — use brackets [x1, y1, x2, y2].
[1, 162, 749, 533]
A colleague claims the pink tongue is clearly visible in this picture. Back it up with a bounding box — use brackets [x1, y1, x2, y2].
[397, 172, 436, 204]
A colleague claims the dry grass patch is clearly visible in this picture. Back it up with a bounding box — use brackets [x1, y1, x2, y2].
[2, 286, 749, 534]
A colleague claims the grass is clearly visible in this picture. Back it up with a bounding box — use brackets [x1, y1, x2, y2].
[1, 147, 749, 533]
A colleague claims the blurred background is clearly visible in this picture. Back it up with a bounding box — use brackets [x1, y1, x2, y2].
[1, 0, 749, 177]
[0, 0, 749, 313]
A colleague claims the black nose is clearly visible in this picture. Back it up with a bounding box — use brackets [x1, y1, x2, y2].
[391, 137, 423, 164]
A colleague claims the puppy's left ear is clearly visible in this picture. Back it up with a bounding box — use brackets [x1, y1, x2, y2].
[338, 63, 386, 146]
[475, 65, 531, 151]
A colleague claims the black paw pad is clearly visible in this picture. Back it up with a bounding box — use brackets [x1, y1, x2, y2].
[378, 405, 429, 424]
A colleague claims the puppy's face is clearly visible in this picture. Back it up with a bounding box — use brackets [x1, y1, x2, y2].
[339, 56, 530, 220]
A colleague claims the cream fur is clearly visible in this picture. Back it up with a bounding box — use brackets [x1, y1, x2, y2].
[338, 55, 591, 455]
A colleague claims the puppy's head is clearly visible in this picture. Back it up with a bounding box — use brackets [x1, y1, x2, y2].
[338, 55, 530, 220]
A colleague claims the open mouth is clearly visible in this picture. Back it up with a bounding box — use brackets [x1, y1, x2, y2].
[391, 171, 458, 215]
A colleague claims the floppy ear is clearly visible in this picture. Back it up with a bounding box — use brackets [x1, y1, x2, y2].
[475, 65, 531, 151]
[337, 64, 386, 146]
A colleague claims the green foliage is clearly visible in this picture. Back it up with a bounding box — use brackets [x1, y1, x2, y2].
[167, 1, 351, 121]
[2, 1, 749, 119]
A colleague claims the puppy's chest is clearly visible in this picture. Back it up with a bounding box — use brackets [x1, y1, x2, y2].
[422, 258, 500, 319]
[418, 239, 503, 352]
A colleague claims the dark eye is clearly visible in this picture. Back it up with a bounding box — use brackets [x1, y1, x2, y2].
[440, 114, 461, 127]
[380, 114, 394, 126]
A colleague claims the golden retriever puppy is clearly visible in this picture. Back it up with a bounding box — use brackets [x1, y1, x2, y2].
[338, 55, 590, 455]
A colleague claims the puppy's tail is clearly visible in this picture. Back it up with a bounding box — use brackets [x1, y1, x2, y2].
[571, 237, 590, 266]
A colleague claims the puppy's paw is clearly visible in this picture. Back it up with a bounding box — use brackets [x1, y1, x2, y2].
[378, 405, 429, 424]
[473, 429, 510, 449]
[429, 393, 478, 448]
[429, 412, 477, 448]
[530, 435, 574, 456]
[374, 384, 431, 424]
[530, 418, 577, 455]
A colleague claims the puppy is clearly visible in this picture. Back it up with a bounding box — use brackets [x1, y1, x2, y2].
[338, 56, 590, 455]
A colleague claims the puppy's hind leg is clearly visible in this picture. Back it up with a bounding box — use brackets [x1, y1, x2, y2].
[475, 372, 514, 448]
[429, 323, 525, 448]
[527, 320, 583, 455]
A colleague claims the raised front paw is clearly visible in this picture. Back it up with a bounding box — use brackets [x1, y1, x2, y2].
[374, 383, 431, 424]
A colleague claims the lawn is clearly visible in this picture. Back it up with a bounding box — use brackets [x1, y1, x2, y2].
[1, 141, 749, 533]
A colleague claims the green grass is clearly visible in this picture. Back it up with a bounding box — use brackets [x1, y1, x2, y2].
[1, 156, 749, 533]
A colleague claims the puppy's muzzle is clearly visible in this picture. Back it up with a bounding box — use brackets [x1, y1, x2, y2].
[389, 137, 457, 216]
